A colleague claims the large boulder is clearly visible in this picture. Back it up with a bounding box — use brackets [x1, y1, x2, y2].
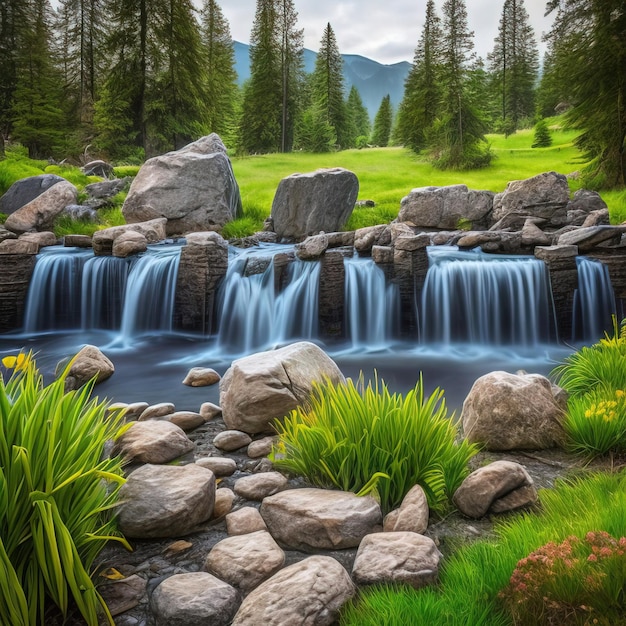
[231, 556, 356, 626]
[0, 174, 65, 215]
[117, 463, 215, 538]
[398, 185, 494, 230]
[492, 171, 570, 227]
[219, 341, 344, 434]
[461, 371, 567, 450]
[122, 134, 242, 236]
[4, 179, 78, 234]
[260, 488, 382, 551]
[270, 168, 359, 239]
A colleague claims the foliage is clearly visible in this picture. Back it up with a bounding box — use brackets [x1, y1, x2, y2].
[531, 119, 553, 148]
[112, 165, 140, 178]
[341, 471, 626, 626]
[544, 0, 626, 188]
[271, 374, 478, 514]
[0, 213, 6, 224]
[551, 319, 626, 397]
[346, 85, 370, 143]
[294, 104, 336, 153]
[343, 205, 398, 231]
[220, 204, 267, 239]
[371, 94, 393, 147]
[0, 352, 130, 625]
[487, 0, 539, 134]
[499, 531, 626, 625]
[44, 164, 99, 189]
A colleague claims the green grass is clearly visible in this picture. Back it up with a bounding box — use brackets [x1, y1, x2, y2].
[341, 470, 626, 626]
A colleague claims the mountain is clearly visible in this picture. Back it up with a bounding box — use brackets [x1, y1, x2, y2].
[233, 41, 411, 120]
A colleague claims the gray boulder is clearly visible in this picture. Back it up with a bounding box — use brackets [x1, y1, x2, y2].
[151, 572, 239, 626]
[231, 556, 356, 626]
[398, 185, 494, 230]
[260, 488, 382, 551]
[5, 180, 78, 234]
[0, 174, 65, 215]
[117, 463, 215, 538]
[270, 168, 358, 239]
[556, 225, 625, 251]
[462, 371, 566, 450]
[220, 341, 344, 434]
[122, 134, 242, 236]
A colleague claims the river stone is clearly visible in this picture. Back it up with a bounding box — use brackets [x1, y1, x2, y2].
[168, 411, 204, 431]
[260, 488, 382, 551]
[200, 401, 222, 420]
[383, 484, 429, 534]
[182, 367, 220, 386]
[214, 430, 253, 451]
[295, 233, 329, 259]
[99, 574, 146, 617]
[220, 341, 344, 434]
[19, 231, 58, 250]
[63, 344, 114, 391]
[271, 168, 358, 239]
[92, 218, 167, 256]
[139, 402, 175, 420]
[461, 371, 566, 450]
[195, 456, 237, 477]
[233, 472, 288, 501]
[247, 436, 276, 459]
[123, 401, 149, 419]
[112, 230, 148, 257]
[352, 532, 442, 589]
[84, 177, 130, 199]
[111, 420, 194, 464]
[118, 464, 215, 538]
[398, 185, 494, 230]
[204, 530, 285, 592]
[226, 507, 268, 535]
[5, 179, 78, 234]
[122, 134, 242, 236]
[453, 460, 537, 518]
[492, 171, 570, 226]
[0, 173, 65, 215]
[231, 556, 356, 626]
[151, 572, 239, 626]
[213, 487, 236, 518]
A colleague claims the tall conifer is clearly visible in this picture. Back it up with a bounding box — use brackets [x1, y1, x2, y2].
[371, 94, 392, 146]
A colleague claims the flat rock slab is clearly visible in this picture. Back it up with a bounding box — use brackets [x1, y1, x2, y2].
[260, 488, 382, 551]
[204, 530, 285, 592]
[151, 572, 239, 626]
[118, 464, 215, 539]
[231, 556, 356, 626]
[352, 531, 442, 589]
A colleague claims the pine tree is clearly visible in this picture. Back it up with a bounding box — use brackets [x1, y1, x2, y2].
[429, 0, 490, 169]
[11, 0, 67, 158]
[487, 0, 538, 134]
[200, 0, 238, 145]
[394, 0, 442, 151]
[309, 23, 349, 149]
[371, 94, 392, 146]
[544, 0, 625, 187]
[532, 118, 552, 148]
[346, 85, 370, 145]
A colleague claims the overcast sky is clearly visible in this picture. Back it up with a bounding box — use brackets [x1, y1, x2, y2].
[221, 0, 555, 65]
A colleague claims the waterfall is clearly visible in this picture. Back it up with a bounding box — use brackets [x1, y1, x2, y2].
[344, 256, 399, 349]
[22, 245, 181, 338]
[23, 247, 92, 332]
[573, 257, 616, 342]
[216, 246, 321, 353]
[421, 246, 556, 346]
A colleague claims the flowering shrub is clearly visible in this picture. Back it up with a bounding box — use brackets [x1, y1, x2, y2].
[500, 531, 626, 625]
[564, 388, 626, 457]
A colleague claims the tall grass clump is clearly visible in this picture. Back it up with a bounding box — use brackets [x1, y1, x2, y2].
[552, 319, 626, 458]
[341, 471, 626, 626]
[0, 353, 130, 625]
[271, 374, 478, 514]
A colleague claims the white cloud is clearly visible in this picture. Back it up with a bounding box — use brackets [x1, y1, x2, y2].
[222, 0, 554, 64]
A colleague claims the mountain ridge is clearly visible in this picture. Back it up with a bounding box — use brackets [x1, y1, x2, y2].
[233, 41, 411, 120]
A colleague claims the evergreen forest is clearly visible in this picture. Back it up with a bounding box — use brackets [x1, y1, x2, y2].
[0, 0, 624, 190]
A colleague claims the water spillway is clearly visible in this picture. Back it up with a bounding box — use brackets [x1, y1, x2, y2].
[420, 247, 557, 346]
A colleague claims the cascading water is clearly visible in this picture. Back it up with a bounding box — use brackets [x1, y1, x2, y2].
[344, 255, 399, 349]
[421, 246, 557, 346]
[573, 257, 616, 342]
[216, 246, 321, 354]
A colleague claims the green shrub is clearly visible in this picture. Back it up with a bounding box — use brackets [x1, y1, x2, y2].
[0, 213, 6, 224]
[0, 353, 130, 625]
[531, 119, 553, 148]
[563, 388, 626, 458]
[271, 374, 478, 514]
[551, 319, 626, 397]
[44, 164, 100, 189]
[112, 165, 140, 178]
